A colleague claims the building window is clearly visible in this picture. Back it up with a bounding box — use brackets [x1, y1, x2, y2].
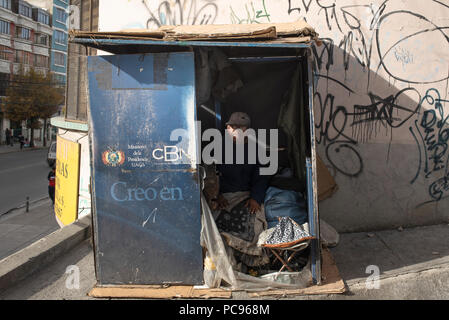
[0, 0, 10, 10]
[15, 50, 33, 65]
[55, 8, 67, 23]
[0, 45, 12, 60]
[35, 54, 48, 68]
[54, 30, 66, 45]
[0, 19, 10, 35]
[54, 74, 65, 85]
[34, 33, 48, 46]
[38, 11, 49, 25]
[54, 52, 65, 66]
[16, 26, 31, 40]
[19, 2, 32, 18]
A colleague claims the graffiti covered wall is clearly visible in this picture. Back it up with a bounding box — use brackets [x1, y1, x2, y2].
[98, 0, 449, 231]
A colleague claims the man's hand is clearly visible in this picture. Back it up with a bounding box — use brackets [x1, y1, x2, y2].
[245, 198, 261, 214]
[216, 193, 229, 210]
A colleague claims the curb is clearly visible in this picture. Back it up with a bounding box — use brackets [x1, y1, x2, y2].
[0, 196, 49, 219]
[341, 264, 449, 299]
[343, 255, 449, 288]
[0, 214, 92, 292]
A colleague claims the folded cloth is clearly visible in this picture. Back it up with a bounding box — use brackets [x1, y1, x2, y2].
[264, 186, 308, 228]
[262, 217, 314, 248]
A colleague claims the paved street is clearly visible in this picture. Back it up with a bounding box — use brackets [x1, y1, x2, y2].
[0, 148, 50, 215]
[0, 146, 59, 260]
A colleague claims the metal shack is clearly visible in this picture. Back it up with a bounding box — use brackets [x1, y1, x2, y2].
[71, 21, 345, 297]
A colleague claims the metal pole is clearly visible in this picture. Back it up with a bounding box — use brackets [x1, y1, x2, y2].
[26, 197, 29, 212]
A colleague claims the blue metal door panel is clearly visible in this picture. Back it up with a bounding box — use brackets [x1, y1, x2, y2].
[87, 52, 203, 285]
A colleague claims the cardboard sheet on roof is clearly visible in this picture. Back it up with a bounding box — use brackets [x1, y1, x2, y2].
[70, 19, 318, 43]
[161, 24, 277, 40]
[71, 27, 275, 41]
[159, 20, 316, 38]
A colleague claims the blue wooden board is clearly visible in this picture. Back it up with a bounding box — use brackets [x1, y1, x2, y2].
[87, 52, 203, 285]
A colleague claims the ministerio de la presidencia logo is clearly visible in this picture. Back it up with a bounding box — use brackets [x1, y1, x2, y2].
[102, 149, 125, 167]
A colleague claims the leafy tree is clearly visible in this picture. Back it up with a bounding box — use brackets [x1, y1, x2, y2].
[1, 66, 64, 147]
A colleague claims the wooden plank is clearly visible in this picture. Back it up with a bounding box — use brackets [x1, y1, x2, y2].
[72, 33, 307, 44]
[71, 30, 165, 38]
[72, 33, 302, 43]
[70, 34, 166, 41]
[88, 285, 232, 299]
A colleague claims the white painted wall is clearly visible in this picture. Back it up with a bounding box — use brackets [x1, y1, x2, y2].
[98, 0, 449, 231]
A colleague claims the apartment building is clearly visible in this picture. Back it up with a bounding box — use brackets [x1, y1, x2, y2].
[0, 0, 67, 144]
[0, 0, 52, 90]
[51, 0, 67, 85]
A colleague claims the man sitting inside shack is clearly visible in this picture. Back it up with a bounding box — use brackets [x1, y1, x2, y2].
[216, 112, 269, 214]
[210, 112, 272, 274]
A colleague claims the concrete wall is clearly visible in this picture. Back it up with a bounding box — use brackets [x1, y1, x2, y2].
[97, 0, 449, 232]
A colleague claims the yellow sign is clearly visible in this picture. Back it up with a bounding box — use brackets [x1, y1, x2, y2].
[55, 135, 81, 226]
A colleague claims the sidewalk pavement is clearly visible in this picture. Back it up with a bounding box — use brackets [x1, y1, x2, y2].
[1, 219, 449, 299]
[0, 199, 59, 261]
[326, 223, 449, 299]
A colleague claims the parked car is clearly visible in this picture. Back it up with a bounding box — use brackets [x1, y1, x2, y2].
[47, 141, 57, 167]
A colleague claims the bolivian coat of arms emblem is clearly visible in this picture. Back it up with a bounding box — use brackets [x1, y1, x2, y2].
[102, 149, 125, 167]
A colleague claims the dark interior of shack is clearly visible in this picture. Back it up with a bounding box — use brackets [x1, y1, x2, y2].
[195, 46, 315, 277]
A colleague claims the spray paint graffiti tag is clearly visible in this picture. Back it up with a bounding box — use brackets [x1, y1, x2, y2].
[429, 174, 449, 201]
[143, 0, 218, 29]
[411, 88, 449, 184]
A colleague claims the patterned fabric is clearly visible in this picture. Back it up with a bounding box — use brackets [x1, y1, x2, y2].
[214, 192, 270, 268]
[263, 217, 314, 248]
[215, 199, 254, 242]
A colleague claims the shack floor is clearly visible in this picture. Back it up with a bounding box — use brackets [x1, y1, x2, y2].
[88, 248, 345, 299]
